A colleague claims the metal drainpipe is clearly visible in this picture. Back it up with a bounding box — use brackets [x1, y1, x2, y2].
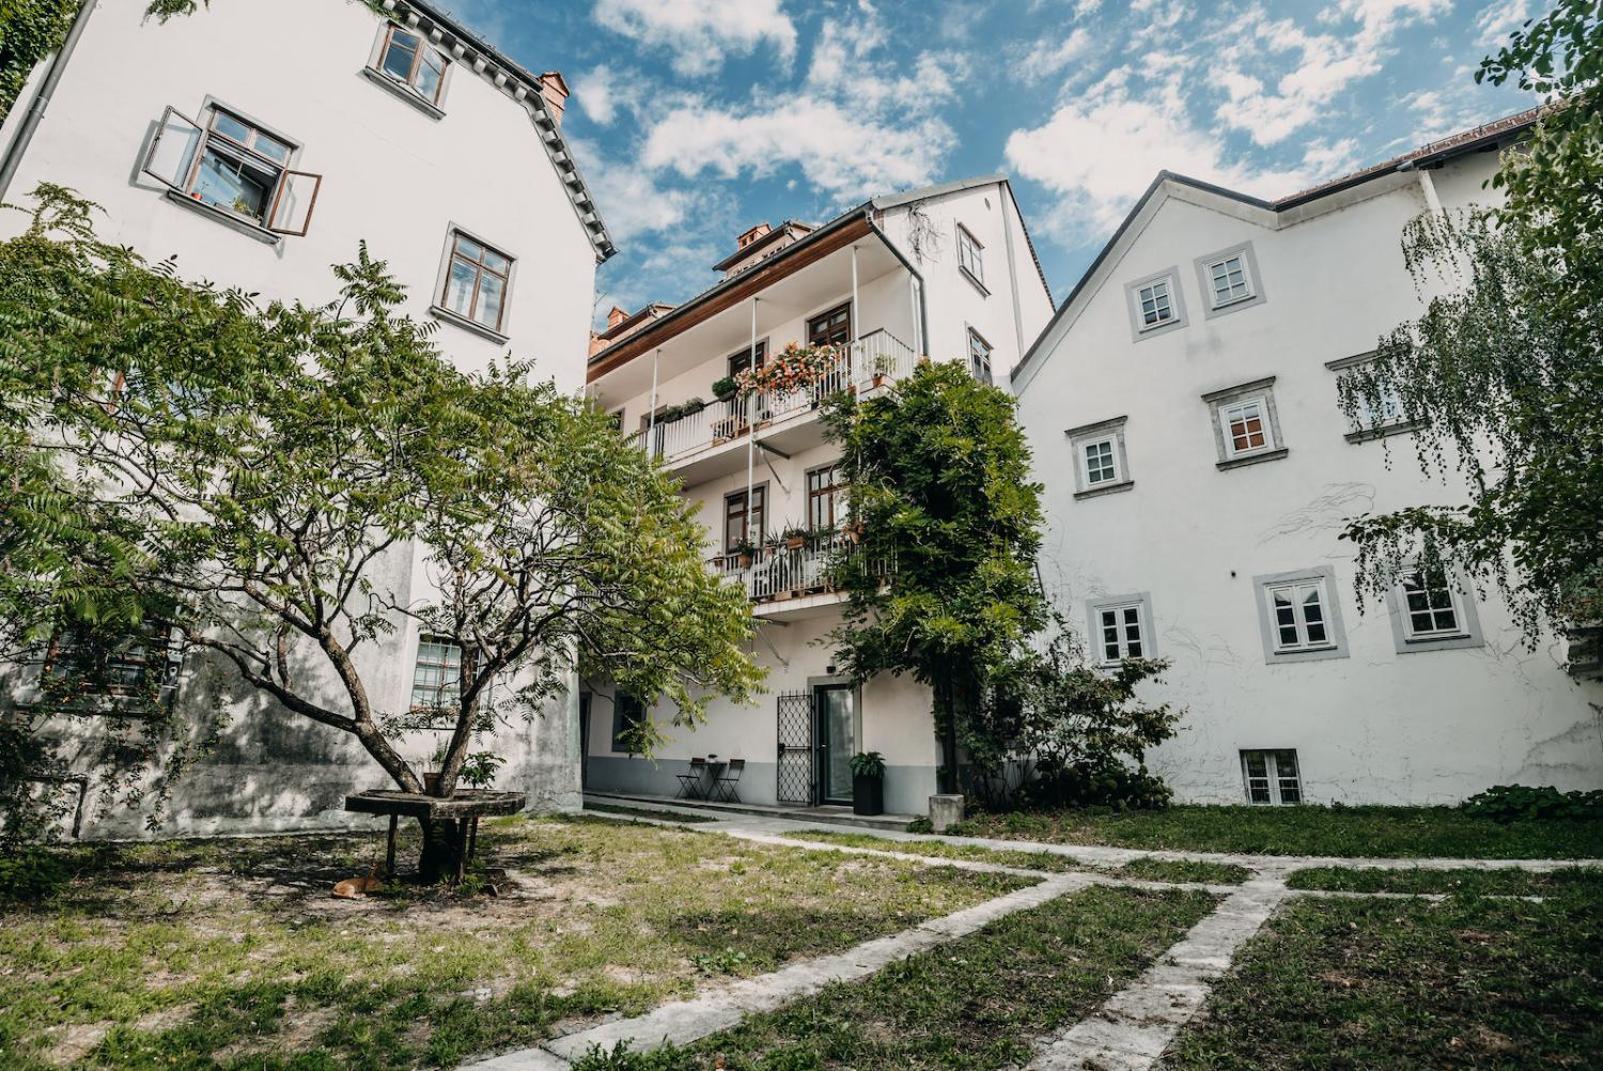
[746, 297, 757, 526]
[646, 347, 660, 454]
[0, 0, 98, 202]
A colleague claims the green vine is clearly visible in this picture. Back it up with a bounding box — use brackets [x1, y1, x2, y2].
[0, 0, 79, 125]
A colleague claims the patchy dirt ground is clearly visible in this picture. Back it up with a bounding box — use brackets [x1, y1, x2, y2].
[0, 815, 1026, 1070]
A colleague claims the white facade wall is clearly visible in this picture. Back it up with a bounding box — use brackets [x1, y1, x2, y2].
[586, 181, 1055, 815]
[2, 0, 605, 836]
[1015, 153, 1603, 805]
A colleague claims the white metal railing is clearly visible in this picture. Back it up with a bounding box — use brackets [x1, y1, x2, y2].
[647, 329, 916, 462]
[709, 532, 890, 605]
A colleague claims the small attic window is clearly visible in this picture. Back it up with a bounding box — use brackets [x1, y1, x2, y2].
[367, 24, 451, 115]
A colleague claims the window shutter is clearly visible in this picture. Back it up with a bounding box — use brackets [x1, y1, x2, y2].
[141, 106, 203, 190]
[267, 170, 323, 236]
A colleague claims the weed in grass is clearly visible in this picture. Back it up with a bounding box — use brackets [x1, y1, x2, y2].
[573, 885, 1217, 1071]
[0, 816, 1017, 1069]
[584, 803, 719, 824]
[1164, 885, 1603, 1069]
[949, 804, 1603, 858]
[1285, 865, 1603, 897]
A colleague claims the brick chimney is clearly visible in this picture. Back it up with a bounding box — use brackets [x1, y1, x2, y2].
[538, 71, 570, 127]
[606, 305, 629, 329]
[738, 222, 772, 249]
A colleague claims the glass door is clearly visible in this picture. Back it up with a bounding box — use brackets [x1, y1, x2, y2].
[814, 684, 856, 804]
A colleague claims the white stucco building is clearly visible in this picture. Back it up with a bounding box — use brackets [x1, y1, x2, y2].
[0, 0, 613, 835]
[583, 177, 1054, 815]
[1012, 111, 1603, 805]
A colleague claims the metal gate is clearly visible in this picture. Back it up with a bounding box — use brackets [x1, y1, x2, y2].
[776, 690, 816, 805]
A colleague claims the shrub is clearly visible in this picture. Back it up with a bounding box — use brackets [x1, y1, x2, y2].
[0, 848, 70, 904]
[1020, 758, 1173, 812]
[1461, 785, 1603, 823]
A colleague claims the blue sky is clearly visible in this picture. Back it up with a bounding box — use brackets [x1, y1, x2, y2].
[441, 0, 1540, 321]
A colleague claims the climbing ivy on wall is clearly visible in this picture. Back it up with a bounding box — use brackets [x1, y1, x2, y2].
[0, 0, 78, 125]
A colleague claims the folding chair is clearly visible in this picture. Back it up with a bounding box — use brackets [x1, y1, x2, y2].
[675, 757, 708, 800]
[711, 758, 745, 803]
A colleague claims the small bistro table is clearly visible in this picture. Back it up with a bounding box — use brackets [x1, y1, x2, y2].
[344, 789, 525, 882]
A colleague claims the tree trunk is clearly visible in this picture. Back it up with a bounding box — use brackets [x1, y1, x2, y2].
[417, 818, 469, 884]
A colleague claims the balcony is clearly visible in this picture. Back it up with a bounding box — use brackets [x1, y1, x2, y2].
[644, 329, 917, 481]
[709, 531, 890, 621]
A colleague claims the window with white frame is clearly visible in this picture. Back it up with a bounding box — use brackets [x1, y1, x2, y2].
[1221, 398, 1273, 457]
[1265, 577, 1332, 652]
[1241, 749, 1301, 804]
[410, 635, 462, 711]
[46, 618, 180, 699]
[374, 24, 449, 106]
[957, 224, 985, 287]
[1083, 438, 1119, 485]
[967, 328, 993, 385]
[1067, 415, 1131, 498]
[1137, 278, 1174, 328]
[1203, 378, 1286, 468]
[1253, 567, 1347, 663]
[1087, 593, 1155, 665]
[1328, 353, 1414, 441]
[1385, 563, 1485, 654]
[1207, 254, 1252, 307]
[439, 230, 515, 334]
[140, 103, 322, 236]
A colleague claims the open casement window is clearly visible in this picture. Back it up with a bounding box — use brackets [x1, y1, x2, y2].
[141, 105, 322, 237]
[1241, 749, 1301, 804]
[957, 224, 985, 287]
[376, 24, 449, 105]
[967, 329, 993, 385]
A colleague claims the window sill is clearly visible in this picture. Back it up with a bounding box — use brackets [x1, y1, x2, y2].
[960, 265, 990, 297]
[162, 189, 281, 245]
[1266, 642, 1347, 664]
[1217, 447, 1288, 471]
[1345, 420, 1422, 443]
[1075, 479, 1134, 501]
[1398, 631, 1484, 653]
[361, 66, 446, 120]
[430, 305, 510, 345]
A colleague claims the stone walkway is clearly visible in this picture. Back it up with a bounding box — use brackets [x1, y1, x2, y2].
[462, 800, 1597, 1070]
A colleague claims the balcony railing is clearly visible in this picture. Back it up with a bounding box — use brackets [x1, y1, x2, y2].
[646, 329, 916, 462]
[709, 531, 890, 606]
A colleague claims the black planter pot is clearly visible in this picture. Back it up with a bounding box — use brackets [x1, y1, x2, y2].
[852, 773, 884, 816]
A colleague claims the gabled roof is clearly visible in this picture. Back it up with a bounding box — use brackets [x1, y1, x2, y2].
[712, 220, 816, 272]
[396, 0, 615, 262]
[1010, 108, 1540, 391]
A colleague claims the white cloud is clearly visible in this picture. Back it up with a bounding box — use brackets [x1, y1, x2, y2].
[1018, 28, 1093, 83]
[1474, 0, 1532, 46]
[1210, 0, 1451, 147]
[1004, 74, 1311, 240]
[593, 0, 797, 77]
[642, 98, 955, 198]
[572, 138, 702, 242]
[574, 66, 618, 125]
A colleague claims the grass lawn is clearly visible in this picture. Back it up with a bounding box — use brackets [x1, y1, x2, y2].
[572, 884, 1218, 1070]
[782, 831, 1253, 884]
[1163, 883, 1603, 1069]
[949, 805, 1603, 858]
[0, 816, 1024, 1070]
[1286, 865, 1603, 897]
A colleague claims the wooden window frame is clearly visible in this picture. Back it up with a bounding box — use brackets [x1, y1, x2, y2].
[807, 303, 853, 348]
[376, 24, 450, 106]
[966, 327, 993, 385]
[140, 102, 322, 237]
[723, 483, 768, 551]
[956, 223, 985, 287]
[806, 464, 844, 533]
[440, 229, 516, 334]
[1220, 397, 1273, 458]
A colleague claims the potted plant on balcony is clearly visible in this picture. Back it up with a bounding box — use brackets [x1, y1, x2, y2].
[782, 522, 809, 551]
[712, 376, 738, 402]
[732, 538, 757, 570]
[681, 397, 706, 418]
[850, 751, 886, 816]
